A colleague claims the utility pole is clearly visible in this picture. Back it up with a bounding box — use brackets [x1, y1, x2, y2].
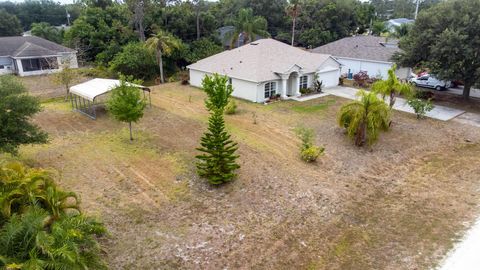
[66, 8, 71, 26]
[414, 0, 420, 19]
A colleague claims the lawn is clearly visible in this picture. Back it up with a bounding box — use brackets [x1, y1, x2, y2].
[19, 82, 480, 269]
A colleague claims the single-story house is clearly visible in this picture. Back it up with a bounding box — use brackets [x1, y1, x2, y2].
[311, 36, 410, 80]
[0, 36, 78, 77]
[386, 18, 415, 30]
[187, 38, 341, 103]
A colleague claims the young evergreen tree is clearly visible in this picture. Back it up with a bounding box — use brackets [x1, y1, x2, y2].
[107, 78, 147, 141]
[196, 74, 240, 185]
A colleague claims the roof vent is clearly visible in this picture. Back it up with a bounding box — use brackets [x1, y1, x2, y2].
[250, 42, 259, 45]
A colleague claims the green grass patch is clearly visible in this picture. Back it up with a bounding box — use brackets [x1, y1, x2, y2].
[291, 99, 336, 113]
[41, 97, 72, 112]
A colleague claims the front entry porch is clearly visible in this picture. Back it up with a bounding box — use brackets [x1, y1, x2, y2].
[279, 72, 301, 98]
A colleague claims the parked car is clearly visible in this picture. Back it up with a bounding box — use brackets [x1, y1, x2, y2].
[409, 74, 451, 91]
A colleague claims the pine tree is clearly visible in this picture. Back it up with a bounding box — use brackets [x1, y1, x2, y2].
[196, 74, 240, 185]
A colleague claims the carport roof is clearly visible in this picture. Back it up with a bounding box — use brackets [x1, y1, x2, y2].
[70, 78, 148, 101]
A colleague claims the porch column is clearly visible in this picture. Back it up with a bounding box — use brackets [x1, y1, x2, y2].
[295, 73, 302, 96]
[280, 74, 289, 98]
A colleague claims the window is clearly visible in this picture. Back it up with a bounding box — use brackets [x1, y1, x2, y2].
[228, 78, 232, 85]
[264, 82, 276, 98]
[21, 57, 58, 72]
[0, 65, 4, 69]
[299, 75, 308, 89]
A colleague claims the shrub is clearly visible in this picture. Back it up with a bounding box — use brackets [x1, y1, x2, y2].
[225, 99, 237, 115]
[109, 42, 157, 80]
[353, 71, 370, 87]
[407, 98, 434, 119]
[0, 161, 107, 269]
[294, 126, 324, 162]
[300, 87, 313, 95]
[301, 146, 324, 162]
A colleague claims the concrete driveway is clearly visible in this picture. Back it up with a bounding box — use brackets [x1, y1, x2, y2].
[323, 87, 465, 121]
[437, 218, 480, 270]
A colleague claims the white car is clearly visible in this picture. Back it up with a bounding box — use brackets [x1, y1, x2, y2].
[409, 74, 451, 91]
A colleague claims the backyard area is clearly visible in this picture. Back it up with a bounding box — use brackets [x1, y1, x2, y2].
[17, 81, 480, 269]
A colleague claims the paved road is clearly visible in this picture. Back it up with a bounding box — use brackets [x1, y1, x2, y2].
[446, 86, 480, 99]
[323, 87, 465, 121]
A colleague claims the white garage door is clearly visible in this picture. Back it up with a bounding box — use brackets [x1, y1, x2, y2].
[317, 69, 340, 88]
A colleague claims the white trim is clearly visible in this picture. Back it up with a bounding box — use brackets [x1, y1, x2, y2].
[187, 67, 260, 83]
[334, 56, 394, 65]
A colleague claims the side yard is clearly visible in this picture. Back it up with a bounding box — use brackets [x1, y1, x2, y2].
[19, 82, 480, 269]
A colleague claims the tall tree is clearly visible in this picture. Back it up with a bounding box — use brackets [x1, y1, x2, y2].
[395, 0, 480, 99]
[64, 4, 136, 63]
[30, 22, 63, 43]
[286, 0, 301, 46]
[107, 79, 147, 141]
[0, 9, 22, 37]
[226, 8, 270, 48]
[338, 90, 390, 147]
[0, 76, 48, 154]
[196, 74, 240, 185]
[145, 30, 182, 83]
[371, 65, 412, 108]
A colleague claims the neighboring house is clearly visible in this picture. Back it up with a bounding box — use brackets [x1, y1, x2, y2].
[0, 36, 78, 77]
[386, 18, 415, 30]
[311, 35, 410, 80]
[188, 38, 341, 103]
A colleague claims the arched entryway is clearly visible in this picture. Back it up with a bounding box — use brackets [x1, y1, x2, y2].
[287, 72, 299, 96]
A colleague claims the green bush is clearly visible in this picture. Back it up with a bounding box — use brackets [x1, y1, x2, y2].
[109, 42, 157, 80]
[301, 146, 324, 162]
[294, 126, 324, 162]
[78, 66, 115, 78]
[0, 161, 107, 269]
[225, 99, 237, 115]
[300, 87, 313, 95]
[407, 98, 434, 119]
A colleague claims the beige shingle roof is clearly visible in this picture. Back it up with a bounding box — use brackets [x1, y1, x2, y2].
[311, 36, 400, 62]
[187, 38, 334, 82]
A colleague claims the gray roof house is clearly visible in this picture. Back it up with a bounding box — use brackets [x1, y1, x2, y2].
[188, 38, 341, 103]
[311, 35, 410, 80]
[0, 36, 78, 77]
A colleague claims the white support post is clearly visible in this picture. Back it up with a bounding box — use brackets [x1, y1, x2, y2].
[295, 73, 302, 96]
[280, 74, 289, 98]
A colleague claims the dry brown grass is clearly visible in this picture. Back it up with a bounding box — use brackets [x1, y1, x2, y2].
[18, 82, 480, 269]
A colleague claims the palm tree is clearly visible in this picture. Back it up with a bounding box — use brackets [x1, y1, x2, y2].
[145, 30, 182, 83]
[371, 64, 412, 108]
[226, 8, 270, 48]
[0, 162, 80, 221]
[338, 90, 391, 146]
[286, 0, 301, 46]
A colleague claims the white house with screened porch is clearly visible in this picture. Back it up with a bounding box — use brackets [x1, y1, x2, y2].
[187, 38, 341, 103]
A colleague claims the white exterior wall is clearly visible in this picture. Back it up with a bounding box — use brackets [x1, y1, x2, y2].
[189, 69, 260, 102]
[0, 57, 14, 75]
[338, 57, 392, 79]
[317, 69, 340, 88]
